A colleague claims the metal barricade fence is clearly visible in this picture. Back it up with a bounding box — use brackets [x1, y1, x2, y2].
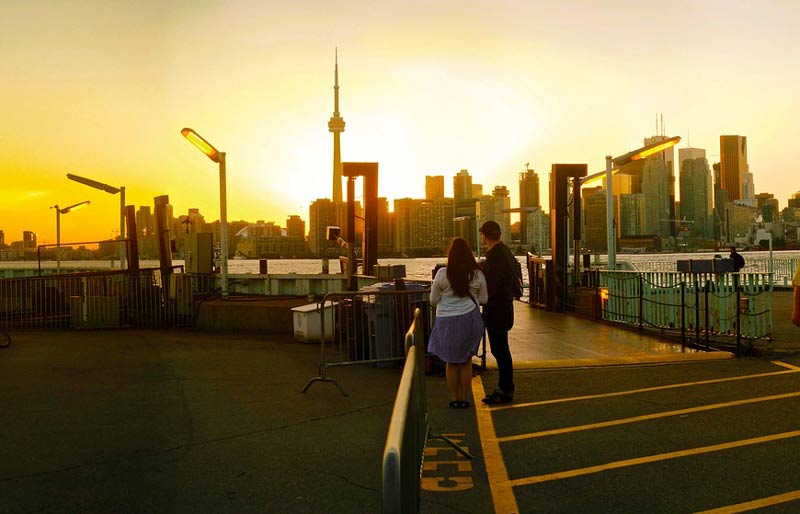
[302, 287, 433, 396]
[382, 309, 427, 514]
[0, 270, 218, 329]
[381, 308, 472, 514]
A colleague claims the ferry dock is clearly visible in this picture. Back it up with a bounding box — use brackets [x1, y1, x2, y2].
[1, 291, 799, 513]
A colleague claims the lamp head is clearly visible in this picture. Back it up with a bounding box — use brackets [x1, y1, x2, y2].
[67, 173, 120, 194]
[612, 136, 681, 167]
[181, 128, 220, 163]
[59, 200, 91, 214]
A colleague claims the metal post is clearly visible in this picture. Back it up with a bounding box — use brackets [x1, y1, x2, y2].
[680, 281, 686, 351]
[56, 209, 61, 272]
[695, 278, 701, 346]
[638, 275, 643, 330]
[736, 286, 741, 355]
[219, 152, 229, 295]
[347, 176, 356, 291]
[605, 155, 615, 270]
[705, 280, 710, 350]
[120, 186, 126, 270]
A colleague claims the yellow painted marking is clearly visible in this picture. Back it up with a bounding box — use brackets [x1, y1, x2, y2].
[694, 489, 800, 513]
[422, 475, 473, 492]
[490, 368, 800, 412]
[773, 360, 800, 371]
[508, 430, 800, 487]
[423, 460, 472, 472]
[472, 375, 520, 514]
[499, 391, 800, 443]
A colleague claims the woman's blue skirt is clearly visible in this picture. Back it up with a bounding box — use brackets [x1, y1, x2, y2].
[427, 308, 484, 364]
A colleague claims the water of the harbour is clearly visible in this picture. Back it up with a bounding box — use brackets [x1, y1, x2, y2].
[5, 249, 799, 283]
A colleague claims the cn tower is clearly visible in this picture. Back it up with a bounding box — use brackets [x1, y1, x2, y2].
[328, 48, 345, 203]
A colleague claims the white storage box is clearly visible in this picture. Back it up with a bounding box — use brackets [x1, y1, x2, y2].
[291, 301, 337, 342]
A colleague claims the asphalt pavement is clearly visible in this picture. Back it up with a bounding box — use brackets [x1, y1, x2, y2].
[0, 291, 798, 513]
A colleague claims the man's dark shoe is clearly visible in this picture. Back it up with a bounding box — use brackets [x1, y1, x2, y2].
[481, 391, 513, 405]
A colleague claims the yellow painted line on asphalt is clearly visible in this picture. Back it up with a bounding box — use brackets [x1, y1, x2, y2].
[490, 368, 800, 412]
[773, 360, 800, 371]
[471, 375, 519, 514]
[694, 489, 800, 513]
[498, 391, 800, 442]
[508, 430, 800, 487]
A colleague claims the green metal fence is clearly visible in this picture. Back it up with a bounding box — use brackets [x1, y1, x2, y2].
[596, 270, 773, 353]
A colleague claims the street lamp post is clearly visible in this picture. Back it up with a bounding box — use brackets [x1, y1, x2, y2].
[50, 201, 91, 272]
[181, 128, 228, 295]
[581, 136, 681, 270]
[67, 173, 126, 270]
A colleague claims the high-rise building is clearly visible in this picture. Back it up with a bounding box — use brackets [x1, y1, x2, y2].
[755, 193, 779, 222]
[0, 230, 4, 247]
[742, 171, 756, 206]
[286, 215, 305, 238]
[620, 194, 645, 237]
[643, 135, 676, 236]
[519, 167, 540, 245]
[328, 50, 346, 204]
[477, 186, 511, 243]
[719, 135, 748, 202]
[609, 173, 635, 237]
[522, 208, 550, 252]
[308, 199, 342, 257]
[641, 158, 671, 236]
[582, 187, 608, 251]
[136, 206, 154, 237]
[23, 231, 37, 249]
[425, 175, 445, 200]
[393, 198, 421, 255]
[409, 198, 454, 252]
[377, 197, 394, 256]
[453, 170, 476, 218]
[725, 202, 757, 244]
[712, 162, 727, 241]
[788, 192, 800, 209]
[678, 148, 713, 239]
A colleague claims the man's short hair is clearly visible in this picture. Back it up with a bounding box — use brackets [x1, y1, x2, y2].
[480, 220, 501, 239]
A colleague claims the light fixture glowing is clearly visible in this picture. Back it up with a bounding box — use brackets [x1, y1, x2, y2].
[59, 200, 91, 214]
[612, 136, 681, 166]
[181, 128, 220, 163]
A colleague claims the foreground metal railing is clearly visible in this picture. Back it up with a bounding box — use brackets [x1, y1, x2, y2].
[595, 270, 773, 353]
[302, 285, 433, 396]
[0, 270, 218, 329]
[633, 257, 799, 287]
[381, 309, 471, 514]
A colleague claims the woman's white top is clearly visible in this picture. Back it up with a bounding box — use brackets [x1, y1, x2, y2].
[430, 267, 488, 317]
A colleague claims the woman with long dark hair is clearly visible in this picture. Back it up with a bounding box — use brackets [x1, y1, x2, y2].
[428, 237, 487, 408]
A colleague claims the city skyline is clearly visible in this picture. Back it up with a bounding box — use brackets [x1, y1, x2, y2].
[3, 1, 800, 244]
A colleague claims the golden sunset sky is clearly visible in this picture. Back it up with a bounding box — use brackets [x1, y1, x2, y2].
[3, 0, 799, 245]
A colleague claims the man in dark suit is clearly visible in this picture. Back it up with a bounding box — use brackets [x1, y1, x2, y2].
[478, 221, 516, 404]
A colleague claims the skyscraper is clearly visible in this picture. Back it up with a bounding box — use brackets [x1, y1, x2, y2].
[678, 148, 713, 239]
[641, 158, 671, 236]
[328, 50, 346, 204]
[425, 175, 445, 200]
[309, 198, 341, 257]
[519, 167, 540, 245]
[719, 135, 748, 202]
[286, 215, 305, 239]
[644, 135, 676, 235]
[453, 169, 476, 218]
[477, 186, 511, 244]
